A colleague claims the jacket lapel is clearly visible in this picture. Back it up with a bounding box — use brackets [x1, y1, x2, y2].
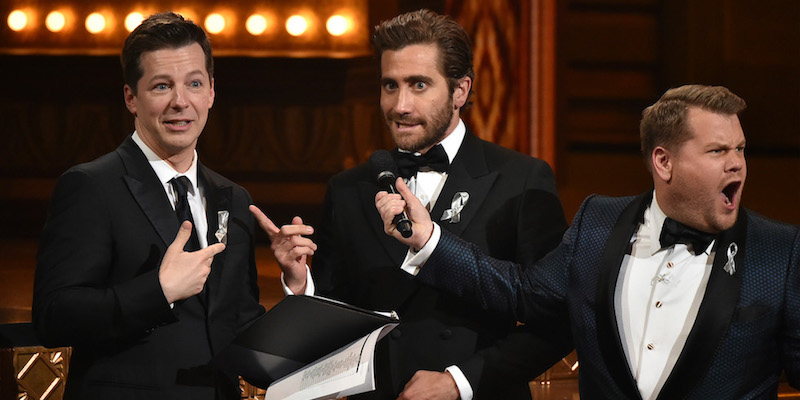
[200, 164, 232, 314]
[358, 180, 408, 264]
[430, 131, 497, 237]
[655, 210, 747, 399]
[595, 191, 652, 400]
[118, 137, 178, 247]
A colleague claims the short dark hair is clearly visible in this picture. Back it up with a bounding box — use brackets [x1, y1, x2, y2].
[372, 9, 474, 107]
[121, 12, 213, 94]
[640, 84, 747, 171]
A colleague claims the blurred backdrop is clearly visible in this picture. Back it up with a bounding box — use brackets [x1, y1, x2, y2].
[0, 0, 798, 323]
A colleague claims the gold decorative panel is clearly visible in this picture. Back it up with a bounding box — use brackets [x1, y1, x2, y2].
[446, 0, 531, 153]
[0, 346, 71, 400]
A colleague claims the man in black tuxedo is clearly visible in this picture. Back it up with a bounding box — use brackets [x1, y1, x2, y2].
[250, 9, 567, 400]
[33, 12, 264, 400]
[376, 84, 800, 398]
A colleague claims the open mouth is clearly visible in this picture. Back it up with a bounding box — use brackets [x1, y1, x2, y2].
[394, 120, 422, 129]
[722, 181, 741, 206]
[166, 120, 190, 127]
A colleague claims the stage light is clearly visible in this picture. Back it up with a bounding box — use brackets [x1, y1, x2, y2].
[45, 11, 66, 32]
[246, 14, 267, 35]
[7, 10, 28, 32]
[286, 15, 307, 36]
[205, 13, 225, 34]
[326, 15, 349, 36]
[85, 12, 106, 34]
[125, 12, 144, 32]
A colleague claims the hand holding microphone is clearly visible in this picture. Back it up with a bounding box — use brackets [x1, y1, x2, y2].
[371, 150, 434, 250]
[370, 150, 413, 238]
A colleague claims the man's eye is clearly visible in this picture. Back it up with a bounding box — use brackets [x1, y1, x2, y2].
[190, 81, 201, 88]
[414, 82, 426, 90]
[155, 83, 169, 90]
[384, 82, 397, 91]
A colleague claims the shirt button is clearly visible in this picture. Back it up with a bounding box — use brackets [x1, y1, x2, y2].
[667, 261, 674, 268]
[655, 301, 663, 308]
[647, 343, 654, 350]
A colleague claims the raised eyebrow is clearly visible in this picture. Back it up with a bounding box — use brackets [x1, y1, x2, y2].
[379, 77, 397, 87]
[404, 75, 433, 85]
[148, 74, 174, 83]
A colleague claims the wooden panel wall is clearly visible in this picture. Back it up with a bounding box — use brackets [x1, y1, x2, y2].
[446, 0, 532, 153]
[555, 0, 799, 223]
[1, 0, 797, 236]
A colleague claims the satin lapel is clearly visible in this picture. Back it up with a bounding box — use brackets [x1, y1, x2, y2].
[431, 132, 497, 237]
[656, 210, 747, 400]
[200, 164, 232, 315]
[358, 180, 408, 264]
[595, 191, 651, 400]
[117, 137, 177, 247]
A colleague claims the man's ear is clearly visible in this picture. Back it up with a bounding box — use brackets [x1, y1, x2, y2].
[208, 77, 215, 109]
[452, 76, 471, 109]
[652, 146, 673, 183]
[123, 84, 137, 116]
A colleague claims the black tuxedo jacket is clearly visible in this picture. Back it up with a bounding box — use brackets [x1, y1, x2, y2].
[311, 130, 568, 398]
[420, 191, 800, 399]
[33, 137, 264, 400]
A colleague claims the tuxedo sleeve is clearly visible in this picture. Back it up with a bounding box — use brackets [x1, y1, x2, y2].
[308, 180, 354, 302]
[418, 194, 589, 322]
[232, 188, 267, 332]
[33, 168, 176, 348]
[781, 226, 800, 388]
[418, 196, 600, 393]
[454, 159, 571, 393]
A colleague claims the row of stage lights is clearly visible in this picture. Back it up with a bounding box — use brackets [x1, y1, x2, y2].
[6, 9, 355, 37]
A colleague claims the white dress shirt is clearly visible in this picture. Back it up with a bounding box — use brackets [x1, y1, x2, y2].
[284, 120, 473, 399]
[132, 131, 208, 248]
[413, 191, 718, 400]
[615, 193, 715, 400]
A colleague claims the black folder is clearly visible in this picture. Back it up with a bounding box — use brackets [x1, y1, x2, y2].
[213, 295, 399, 388]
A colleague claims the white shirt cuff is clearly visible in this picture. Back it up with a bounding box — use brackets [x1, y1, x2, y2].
[445, 365, 473, 400]
[400, 223, 442, 276]
[281, 264, 315, 296]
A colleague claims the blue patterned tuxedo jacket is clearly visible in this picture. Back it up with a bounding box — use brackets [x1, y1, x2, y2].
[418, 191, 800, 399]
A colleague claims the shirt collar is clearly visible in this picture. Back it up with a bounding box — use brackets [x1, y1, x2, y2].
[640, 190, 669, 256]
[438, 119, 466, 164]
[398, 118, 466, 165]
[641, 191, 715, 256]
[131, 131, 199, 194]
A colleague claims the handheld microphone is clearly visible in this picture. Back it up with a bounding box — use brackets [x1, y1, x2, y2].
[369, 150, 413, 238]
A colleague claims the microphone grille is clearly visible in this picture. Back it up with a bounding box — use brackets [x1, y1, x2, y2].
[368, 150, 398, 183]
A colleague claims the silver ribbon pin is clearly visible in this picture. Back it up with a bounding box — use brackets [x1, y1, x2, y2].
[215, 210, 229, 244]
[441, 192, 469, 224]
[723, 242, 737, 275]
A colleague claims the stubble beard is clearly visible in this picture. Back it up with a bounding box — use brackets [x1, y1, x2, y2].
[388, 97, 455, 153]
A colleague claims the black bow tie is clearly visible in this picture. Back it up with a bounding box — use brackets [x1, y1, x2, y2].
[393, 144, 449, 178]
[659, 217, 717, 255]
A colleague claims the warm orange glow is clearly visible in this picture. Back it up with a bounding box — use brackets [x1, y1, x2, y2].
[246, 14, 267, 35]
[85, 12, 106, 34]
[125, 12, 144, 32]
[326, 14, 350, 36]
[175, 9, 197, 24]
[205, 13, 225, 34]
[286, 15, 307, 36]
[45, 11, 66, 32]
[7, 9, 28, 31]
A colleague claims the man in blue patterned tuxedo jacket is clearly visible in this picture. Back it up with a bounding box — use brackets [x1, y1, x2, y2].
[375, 84, 800, 399]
